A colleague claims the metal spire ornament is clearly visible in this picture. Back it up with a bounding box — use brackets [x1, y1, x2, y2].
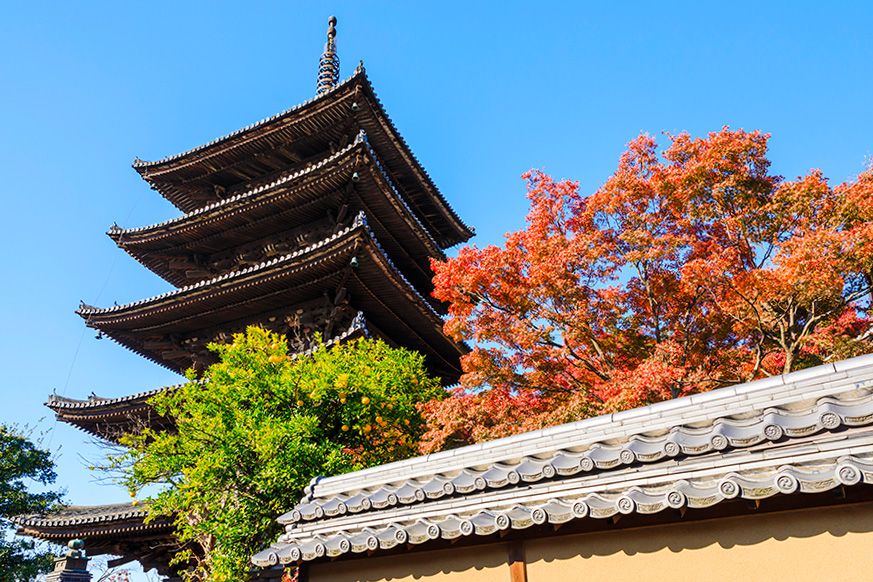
[316, 16, 340, 95]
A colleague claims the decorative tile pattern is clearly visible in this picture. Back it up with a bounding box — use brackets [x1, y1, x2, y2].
[253, 355, 873, 566]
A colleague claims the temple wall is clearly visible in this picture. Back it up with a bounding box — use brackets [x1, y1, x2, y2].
[307, 542, 507, 582]
[307, 501, 873, 582]
[525, 502, 873, 582]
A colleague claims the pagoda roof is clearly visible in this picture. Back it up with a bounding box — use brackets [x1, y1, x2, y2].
[14, 503, 177, 575]
[111, 131, 445, 295]
[49, 314, 373, 443]
[13, 503, 165, 541]
[253, 355, 873, 566]
[47, 385, 180, 443]
[132, 65, 473, 248]
[80, 214, 466, 384]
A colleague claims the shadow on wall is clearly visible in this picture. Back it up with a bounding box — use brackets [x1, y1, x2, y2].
[307, 502, 873, 582]
[308, 541, 508, 582]
[530, 502, 872, 562]
[524, 502, 873, 582]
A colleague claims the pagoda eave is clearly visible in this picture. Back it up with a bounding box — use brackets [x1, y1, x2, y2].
[112, 134, 445, 296]
[50, 315, 375, 442]
[47, 386, 180, 444]
[14, 503, 177, 576]
[80, 218, 466, 384]
[131, 66, 473, 248]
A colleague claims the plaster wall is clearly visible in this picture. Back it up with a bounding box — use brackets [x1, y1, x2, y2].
[308, 543, 507, 582]
[526, 502, 873, 582]
[307, 502, 873, 582]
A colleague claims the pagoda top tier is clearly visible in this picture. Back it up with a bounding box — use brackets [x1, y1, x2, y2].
[132, 64, 473, 249]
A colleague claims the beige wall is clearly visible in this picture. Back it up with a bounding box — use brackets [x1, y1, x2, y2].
[309, 502, 873, 582]
[309, 543, 508, 582]
[527, 502, 873, 582]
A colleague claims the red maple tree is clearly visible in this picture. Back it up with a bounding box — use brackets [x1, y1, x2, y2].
[421, 127, 873, 452]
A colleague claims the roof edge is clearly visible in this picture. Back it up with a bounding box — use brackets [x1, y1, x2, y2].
[306, 354, 873, 496]
[254, 444, 873, 566]
[79, 212, 446, 327]
[132, 64, 367, 171]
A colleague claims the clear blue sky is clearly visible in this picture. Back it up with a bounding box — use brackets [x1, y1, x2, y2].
[1, 0, 871, 577]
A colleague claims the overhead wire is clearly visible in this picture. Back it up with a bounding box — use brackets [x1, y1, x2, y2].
[46, 193, 142, 450]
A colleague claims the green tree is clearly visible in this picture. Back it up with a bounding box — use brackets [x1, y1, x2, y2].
[0, 425, 62, 580]
[109, 327, 444, 581]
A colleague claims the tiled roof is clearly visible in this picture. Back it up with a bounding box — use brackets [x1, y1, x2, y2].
[45, 385, 181, 444]
[80, 212, 440, 323]
[83, 211, 468, 380]
[118, 136, 369, 237]
[48, 314, 371, 440]
[46, 385, 183, 411]
[133, 64, 473, 244]
[253, 354, 873, 566]
[14, 503, 149, 528]
[78, 209, 469, 384]
[81, 217, 366, 317]
[132, 66, 364, 170]
[51, 316, 367, 410]
[15, 503, 178, 575]
[115, 131, 440, 256]
[13, 502, 173, 542]
[112, 131, 446, 292]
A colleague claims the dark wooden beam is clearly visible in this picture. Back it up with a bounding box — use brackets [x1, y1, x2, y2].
[508, 540, 527, 582]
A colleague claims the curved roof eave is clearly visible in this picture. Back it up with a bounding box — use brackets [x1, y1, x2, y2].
[132, 65, 366, 172]
[80, 212, 445, 325]
[131, 63, 473, 245]
[113, 132, 444, 266]
[252, 355, 873, 566]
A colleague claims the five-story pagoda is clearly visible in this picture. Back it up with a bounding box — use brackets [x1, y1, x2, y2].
[15, 17, 472, 579]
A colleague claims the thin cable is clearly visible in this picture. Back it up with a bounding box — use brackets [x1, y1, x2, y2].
[46, 194, 143, 449]
[60, 326, 88, 397]
[46, 324, 87, 451]
[93, 195, 141, 305]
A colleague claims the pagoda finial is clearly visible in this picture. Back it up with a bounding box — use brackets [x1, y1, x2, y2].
[317, 16, 340, 95]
